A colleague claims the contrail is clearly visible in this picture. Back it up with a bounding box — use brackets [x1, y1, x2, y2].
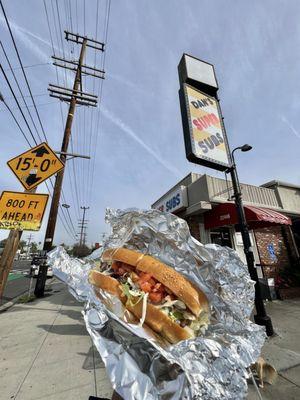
[0, 14, 49, 62]
[281, 115, 300, 139]
[107, 72, 154, 98]
[0, 15, 72, 86]
[101, 106, 182, 178]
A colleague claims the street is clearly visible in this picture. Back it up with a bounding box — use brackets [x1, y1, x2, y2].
[0, 260, 31, 307]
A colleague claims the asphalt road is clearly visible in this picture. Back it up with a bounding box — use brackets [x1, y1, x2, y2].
[1, 260, 32, 306]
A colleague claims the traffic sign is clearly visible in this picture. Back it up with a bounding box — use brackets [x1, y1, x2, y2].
[0, 191, 49, 231]
[7, 142, 64, 190]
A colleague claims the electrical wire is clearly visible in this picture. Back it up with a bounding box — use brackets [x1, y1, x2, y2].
[4, 62, 51, 71]
[0, 41, 44, 142]
[0, 0, 48, 142]
[0, 0, 77, 242]
[1, 100, 31, 146]
[88, 0, 111, 204]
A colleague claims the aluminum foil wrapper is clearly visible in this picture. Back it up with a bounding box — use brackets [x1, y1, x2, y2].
[48, 208, 266, 399]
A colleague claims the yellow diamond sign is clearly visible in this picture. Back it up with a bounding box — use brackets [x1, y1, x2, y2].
[0, 191, 49, 231]
[7, 142, 64, 190]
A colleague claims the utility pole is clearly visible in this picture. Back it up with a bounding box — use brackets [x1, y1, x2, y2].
[78, 206, 89, 246]
[34, 32, 105, 297]
[26, 233, 33, 257]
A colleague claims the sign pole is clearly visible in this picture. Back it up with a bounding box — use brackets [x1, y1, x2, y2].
[0, 229, 22, 298]
[229, 155, 274, 336]
[0, 187, 38, 298]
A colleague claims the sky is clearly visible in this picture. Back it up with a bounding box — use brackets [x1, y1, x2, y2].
[0, 0, 299, 247]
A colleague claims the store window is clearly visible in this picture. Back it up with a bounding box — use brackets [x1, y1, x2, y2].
[210, 227, 233, 248]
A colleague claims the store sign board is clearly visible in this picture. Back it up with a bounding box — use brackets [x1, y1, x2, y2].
[179, 84, 231, 171]
[152, 186, 188, 213]
[7, 142, 64, 190]
[0, 191, 49, 231]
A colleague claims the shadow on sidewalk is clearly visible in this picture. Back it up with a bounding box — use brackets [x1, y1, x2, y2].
[37, 323, 87, 336]
[78, 345, 105, 370]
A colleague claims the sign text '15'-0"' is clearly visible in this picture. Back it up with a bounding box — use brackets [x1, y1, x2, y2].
[7, 142, 64, 191]
[0, 191, 49, 231]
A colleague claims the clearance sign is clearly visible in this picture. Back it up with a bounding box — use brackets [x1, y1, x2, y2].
[180, 84, 230, 171]
[0, 191, 49, 231]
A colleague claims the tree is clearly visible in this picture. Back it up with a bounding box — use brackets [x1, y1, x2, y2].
[30, 242, 38, 253]
[18, 240, 26, 252]
[71, 243, 91, 258]
[0, 238, 7, 248]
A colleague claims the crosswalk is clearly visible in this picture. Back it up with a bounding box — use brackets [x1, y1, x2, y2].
[10, 270, 29, 275]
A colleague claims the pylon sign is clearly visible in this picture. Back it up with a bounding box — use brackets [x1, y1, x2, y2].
[7, 142, 64, 190]
[0, 191, 49, 231]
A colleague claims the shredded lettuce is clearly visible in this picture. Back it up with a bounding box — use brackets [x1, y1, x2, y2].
[121, 282, 144, 307]
[138, 292, 149, 327]
[169, 310, 184, 321]
[121, 283, 131, 298]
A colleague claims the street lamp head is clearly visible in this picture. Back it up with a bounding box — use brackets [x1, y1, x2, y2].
[62, 203, 70, 208]
[241, 144, 252, 152]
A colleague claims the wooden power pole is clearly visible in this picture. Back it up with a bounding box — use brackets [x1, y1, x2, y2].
[78, 206, 89, 246]
[34, 32, 105, 297]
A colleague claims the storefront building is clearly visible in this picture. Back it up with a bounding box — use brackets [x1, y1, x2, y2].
[152, 174, 300, 298]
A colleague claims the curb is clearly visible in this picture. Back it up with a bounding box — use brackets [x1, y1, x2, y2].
[0, 290, 28, 313]
[0, 278, 58, 313]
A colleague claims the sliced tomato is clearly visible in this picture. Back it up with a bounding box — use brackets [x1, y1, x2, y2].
[117, 267, 126, 276]
[111, 262, 119, 272]
[148, 278, 156, 286]
[138, 272, 152, 282]
[153, 282, 162, 292]
[149, 291, 163, 303]
[139, 281, 152, 293]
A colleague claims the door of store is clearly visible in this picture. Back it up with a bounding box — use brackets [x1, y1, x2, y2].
[210, 227, 233, 248]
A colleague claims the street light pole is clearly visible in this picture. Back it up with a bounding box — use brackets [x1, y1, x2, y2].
[229, 145, 274, 336]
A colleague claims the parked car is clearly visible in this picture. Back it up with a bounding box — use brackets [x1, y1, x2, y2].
[29, 257, 53, 278]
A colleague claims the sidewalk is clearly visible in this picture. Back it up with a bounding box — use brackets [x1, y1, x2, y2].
[0, 279, 299, 400]
[247, 299, 300, 400]
[0, 280, 113, 400]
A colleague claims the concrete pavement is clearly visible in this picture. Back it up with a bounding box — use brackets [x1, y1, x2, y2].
[247, 299, 300, 400]
[0, 280, 113, 400]
[0, 277, 299, 400]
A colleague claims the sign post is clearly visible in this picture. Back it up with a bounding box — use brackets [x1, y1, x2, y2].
[0, 142, 62, 299]
[178, 54, 274, 336]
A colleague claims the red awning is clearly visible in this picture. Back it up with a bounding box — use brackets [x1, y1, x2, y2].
[204, 203, 292, 230]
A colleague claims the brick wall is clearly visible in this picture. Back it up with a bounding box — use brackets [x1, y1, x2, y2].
[254, 226, 291, 279]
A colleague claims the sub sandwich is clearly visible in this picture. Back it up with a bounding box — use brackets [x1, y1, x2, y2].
[89, 247, 209, 344]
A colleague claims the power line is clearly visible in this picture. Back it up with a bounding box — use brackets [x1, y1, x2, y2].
[0, 41, 44, 142]
[0, 64, 38, 145]
[4, 62, 51, 71]
[0, 99, 31, 146]
[0, 0, 48, 142]
[1, 2, 76, 239]
[88, 0, 111, 204]
[0, 101, 56, 112]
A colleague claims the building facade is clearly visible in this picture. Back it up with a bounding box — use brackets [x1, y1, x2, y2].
[152, 174, 300, 296]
